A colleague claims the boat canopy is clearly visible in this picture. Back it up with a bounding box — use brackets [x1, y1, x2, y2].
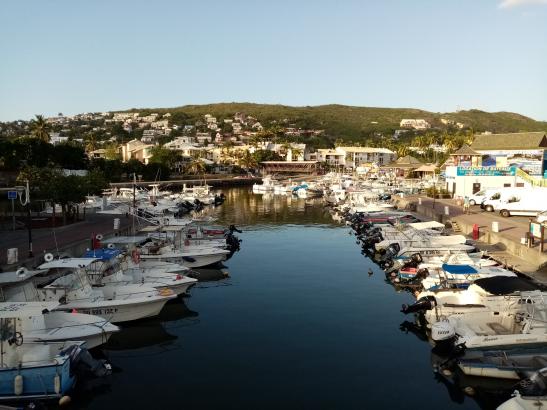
[473, 277, 542, 295]
[408, 221, 445, 230]
[83, 248, 121, 261]
[0, 268, 45, 284]
[441, 264, 478, 274]
[102, 236, 149, 245]
[0, 301, 59, 319]
[39, 258, 99, 269]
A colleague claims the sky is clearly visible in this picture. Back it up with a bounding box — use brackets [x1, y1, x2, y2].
[1, 0, 546, 121]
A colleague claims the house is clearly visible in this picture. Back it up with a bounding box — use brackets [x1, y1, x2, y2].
[49, 133, 69, 145]
[251, 122, 263, 131]
[141, 129, 163, 143]
[232, 122, 243, 134]
[183, 125, 195, 133]
[120, 139, 154, 164]
[151, 120, 169, 129]
[381, 155, 423, 177]
[163, 138, 204, 157]
[195, 132, 212, 145]
[400, 119, 431, 130]
[88, 148, 107, 159]
[316, 149, 345, 166]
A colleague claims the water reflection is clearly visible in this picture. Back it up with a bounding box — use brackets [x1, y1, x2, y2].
[210, 187, 335, 228]
[105, 299, 197, 351]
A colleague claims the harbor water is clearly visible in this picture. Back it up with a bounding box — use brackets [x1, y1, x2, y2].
[76, 188, 499, 409]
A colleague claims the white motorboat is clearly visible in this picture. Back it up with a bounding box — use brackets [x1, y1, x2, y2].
[419, 264, 517, 291]
[252, 175, 277, 192]
[36, 259, 176, 323]
[498, 391, 547, 410]
[0, 301, 119, 349]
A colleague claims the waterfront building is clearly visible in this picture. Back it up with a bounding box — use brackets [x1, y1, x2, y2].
[120, 139, 154, 164]
[316, 147, 396, 169]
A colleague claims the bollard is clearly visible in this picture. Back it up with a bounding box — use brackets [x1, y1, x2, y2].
[492, 221, 499, 233]
[418, 198, 422, 205]
[444, 206, 450, 216]
[7, 248, 18, 264]
[114, 218, 120, 230]
[472, 224, 479, 240]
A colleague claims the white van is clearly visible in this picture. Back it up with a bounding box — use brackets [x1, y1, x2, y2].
[494, 189, 547, 217]
[469, 188, 496, 206]
[482, 188, 527, 212]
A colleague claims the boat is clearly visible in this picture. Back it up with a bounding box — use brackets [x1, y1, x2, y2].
[252, 175, 278, 193]
[419, 264, 517, 291]
[498, 391, 547, 410]
[458, 348, 547, 379]
[36, 259, 177, 323]
[2, 300, 119, 349]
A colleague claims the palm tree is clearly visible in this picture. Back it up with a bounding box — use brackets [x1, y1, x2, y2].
[239, 150, 258, 170]
[186, 157, 206, 176]
[30, 115, 50, 142]
[443, 137, 458, 153]
[397, 145, 409, 158]
[290, 147, 303, 161]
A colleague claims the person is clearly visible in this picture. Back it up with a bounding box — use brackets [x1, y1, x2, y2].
[463, 196, 470, 215]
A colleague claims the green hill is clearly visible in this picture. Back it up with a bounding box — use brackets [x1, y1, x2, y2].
[127, 103, 547, 140]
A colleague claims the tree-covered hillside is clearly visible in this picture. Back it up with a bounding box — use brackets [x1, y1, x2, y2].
[127, 103, 547, 140]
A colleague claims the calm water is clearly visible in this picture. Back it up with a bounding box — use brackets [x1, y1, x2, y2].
[73, 188, 504, 410]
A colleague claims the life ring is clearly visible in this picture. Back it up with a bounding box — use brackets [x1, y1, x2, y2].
[107, 243, 116, 249]
[16, 267, 27, 277]
[44, 253, 54, 262]
[96, 234, 104, 240]
[132, 250, 141, 264]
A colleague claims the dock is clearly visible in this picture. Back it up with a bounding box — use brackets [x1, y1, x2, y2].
[392, 195, 547, 283]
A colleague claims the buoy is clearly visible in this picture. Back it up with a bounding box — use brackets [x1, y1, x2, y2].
[95, 234, 103, 240]
[71, 308, 78, 314]
[16, 267, 27, 277]
[463, 386, 475, 396]
[368, 268, 373, 276]
[54, 374, 61, 394]
[59, 395, 72, 406]
[44, 253, 54, 262]
[107, 243, 116, 249]
[14, 374, 23, 396]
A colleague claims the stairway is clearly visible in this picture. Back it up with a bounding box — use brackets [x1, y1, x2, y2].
[451, 220, 462, 233]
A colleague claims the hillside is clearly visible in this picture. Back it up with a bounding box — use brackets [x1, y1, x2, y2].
[127, 103, 547, 140]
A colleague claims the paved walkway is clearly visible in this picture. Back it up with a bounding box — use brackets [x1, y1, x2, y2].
[0, 212, 132, 268]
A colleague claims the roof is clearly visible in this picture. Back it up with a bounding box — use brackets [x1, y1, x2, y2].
[414, 164, 437, 173]
[382, 155, 423, 168]
[451, 144, 480, 156]
[471, 132, 547, 151]
[39, 258, 99, 269]
[337, 146, 395, 154]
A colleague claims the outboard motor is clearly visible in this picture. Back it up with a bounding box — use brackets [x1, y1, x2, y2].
[65, 344, 112, 378]
[519, 368, 547, 396]
[401, 295, 437, 314]
[229, 224, 243, 234]
[431, 320, 456, 344]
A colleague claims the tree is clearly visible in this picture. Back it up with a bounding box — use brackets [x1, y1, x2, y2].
[149, 146, 181, 169]
[239, 150, 258, 170]
[30, 115, 50, 142]
[186, 157, 206, 176]
[290, 147, 303, 161]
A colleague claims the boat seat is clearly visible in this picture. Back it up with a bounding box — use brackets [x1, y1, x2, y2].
[532, 356, 547, 368]
[487, 322, 512, 335]
[467, 324, 490, 336]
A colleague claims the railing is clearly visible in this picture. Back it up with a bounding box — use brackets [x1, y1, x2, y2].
[515, 167, 547, 187]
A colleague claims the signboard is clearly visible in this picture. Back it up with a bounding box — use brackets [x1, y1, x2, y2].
[456, 166, 516, 177]
[7, 191, 17, 200]
[531, 222, 543, 239]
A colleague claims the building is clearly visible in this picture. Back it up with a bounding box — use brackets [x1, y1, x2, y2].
[141, 129, 163, 143]
[470, 131, 547, 177]
[442, 132, 547, 197]
[163, 138, 203, 157]
[120, 139, 154, 164]
[316, 147, 396, 168]
[195, 132, 212, 145]
[400, 119, 431, 130]
[381, 155, 424, 177]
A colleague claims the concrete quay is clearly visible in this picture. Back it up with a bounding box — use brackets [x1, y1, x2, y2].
[0, 213, 135, 271]
[392, 195, 547, 283]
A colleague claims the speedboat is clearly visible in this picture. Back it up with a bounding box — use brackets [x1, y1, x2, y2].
[36, 259, 176, 323]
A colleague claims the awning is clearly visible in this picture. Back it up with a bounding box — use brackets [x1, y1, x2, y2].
[39, 258, 99, 269]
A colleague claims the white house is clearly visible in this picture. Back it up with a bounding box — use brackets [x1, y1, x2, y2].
[400, 119, 431, 130]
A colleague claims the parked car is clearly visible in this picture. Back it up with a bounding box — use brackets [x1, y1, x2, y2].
[493, 188, 547, 217]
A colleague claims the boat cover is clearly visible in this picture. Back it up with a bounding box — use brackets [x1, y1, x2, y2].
[441, 264, 478, 274]
[83, 248, 121, 261]
[473, 276, 542, 295]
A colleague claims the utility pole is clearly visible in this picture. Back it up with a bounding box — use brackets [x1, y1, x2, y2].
[24, 180, 32, 257]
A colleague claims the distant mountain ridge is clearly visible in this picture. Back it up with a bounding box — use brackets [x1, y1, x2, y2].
[125, 103, 547, 139]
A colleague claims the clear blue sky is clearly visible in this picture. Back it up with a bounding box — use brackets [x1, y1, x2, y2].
[1, 0, 546, 121]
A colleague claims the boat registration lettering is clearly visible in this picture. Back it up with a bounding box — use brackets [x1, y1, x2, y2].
[80, 308, 118, 315]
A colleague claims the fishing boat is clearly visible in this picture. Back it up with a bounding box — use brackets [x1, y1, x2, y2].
[36, 259, 176, 323]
